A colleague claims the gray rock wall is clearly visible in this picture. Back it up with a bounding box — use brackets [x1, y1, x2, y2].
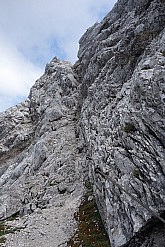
[0, 58, 85, 222]
[76, 0, 165, 246]
[0, 0, 165, 246]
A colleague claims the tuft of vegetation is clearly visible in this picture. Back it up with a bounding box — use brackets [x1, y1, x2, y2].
[123, 122, 136, 133]
[0, 218, 24, 246]
[67, 196, 110, 247]
[132, 169, 143, 180]
[84, 180, 93, 190]
[0, 221, 9, 246]
[0, 236, 5, 246]
[161, 50, 165, 57]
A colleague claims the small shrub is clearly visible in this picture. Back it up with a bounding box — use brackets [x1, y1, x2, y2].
[123, 122, 136, 133]
[0, 236, 6, 245]
[0, 218, 24, 246]
[84, 180, 92, 190]
[132, 169, 143, 179]
[161, 50, 165, 57]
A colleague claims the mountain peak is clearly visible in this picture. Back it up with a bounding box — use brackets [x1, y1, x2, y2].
[1, 0, 165, 246]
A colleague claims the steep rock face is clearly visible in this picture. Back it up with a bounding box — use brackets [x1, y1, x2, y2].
[75, 0, 165, 246]
[1, 0, 165, 247]
[0, 58, 86, 246]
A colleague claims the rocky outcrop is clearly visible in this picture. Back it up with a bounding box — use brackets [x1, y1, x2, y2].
[1, 0, 165, 246]
[0, 59, 87, 246]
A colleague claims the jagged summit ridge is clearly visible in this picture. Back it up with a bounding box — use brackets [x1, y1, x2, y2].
[1, 0, 165, 246]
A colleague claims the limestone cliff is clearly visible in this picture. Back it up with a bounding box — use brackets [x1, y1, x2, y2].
[1, 0, 165, 246]
[0, 59, 86, 247]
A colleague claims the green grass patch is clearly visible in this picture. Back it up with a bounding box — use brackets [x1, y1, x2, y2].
[67, 196, 110, 247]
[0, 219, 24, 246]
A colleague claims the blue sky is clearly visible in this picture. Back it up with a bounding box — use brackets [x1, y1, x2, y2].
[0, 0, 117, 112]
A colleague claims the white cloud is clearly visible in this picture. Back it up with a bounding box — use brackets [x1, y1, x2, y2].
[0, 0, 117, 112]
[0, 36, 42, 95]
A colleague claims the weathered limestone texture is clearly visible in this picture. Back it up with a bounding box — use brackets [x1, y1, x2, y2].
[0, 58, 86, 246]
[0, 0, 165, 246]
[75, 0, 165, 246]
